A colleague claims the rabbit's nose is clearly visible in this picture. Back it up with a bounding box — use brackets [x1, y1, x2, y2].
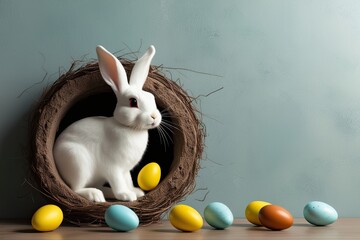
[150, 112, 158, 120]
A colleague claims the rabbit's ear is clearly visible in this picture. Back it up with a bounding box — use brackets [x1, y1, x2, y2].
[96, 45, 128, 93]
[129, 45, 155, 89]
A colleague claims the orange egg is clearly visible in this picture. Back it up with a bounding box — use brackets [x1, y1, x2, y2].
[258, 205, 293, 230]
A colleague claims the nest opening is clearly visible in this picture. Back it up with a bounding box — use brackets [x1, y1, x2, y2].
[29, 59, 204, 225]
[56, 91, 174, 188]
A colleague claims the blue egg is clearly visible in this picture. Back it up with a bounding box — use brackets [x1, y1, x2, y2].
[105, 205, 139, 231]
[303, 201, 338, 226]
[204, 202, 234, 229]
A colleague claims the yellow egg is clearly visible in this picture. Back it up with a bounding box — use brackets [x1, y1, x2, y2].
[137, 162, 161, 191]
[245, 200, 271, 226]
[31, 204, 63, 232]
[169, 204, 203, 232]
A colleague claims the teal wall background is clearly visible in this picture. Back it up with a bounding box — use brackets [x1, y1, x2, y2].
[1, 0, 360, 219]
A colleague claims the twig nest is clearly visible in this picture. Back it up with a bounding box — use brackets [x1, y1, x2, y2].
[29, 59, 204, 225]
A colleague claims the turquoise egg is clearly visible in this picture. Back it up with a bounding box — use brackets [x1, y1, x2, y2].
[105, 205, 139, 231]
[303, 201, 338, 226]
[204, 202, 234, 229]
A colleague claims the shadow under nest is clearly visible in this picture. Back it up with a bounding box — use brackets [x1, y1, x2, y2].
[29, 58, 205, 225]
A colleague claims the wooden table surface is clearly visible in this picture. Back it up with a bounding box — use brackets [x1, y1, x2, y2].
[0, 219, 358, 240]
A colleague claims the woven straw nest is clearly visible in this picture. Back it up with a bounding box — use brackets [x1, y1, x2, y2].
[29, 57, 204, 225]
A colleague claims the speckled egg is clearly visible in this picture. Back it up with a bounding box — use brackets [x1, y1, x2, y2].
[204, 202, 233, 229]
[245, 200, 272, 226]
[169, 204, 203, 232]
[105, 205, 139, 232]
[303, 201, 338, 226]
[31, 204, 63, 232]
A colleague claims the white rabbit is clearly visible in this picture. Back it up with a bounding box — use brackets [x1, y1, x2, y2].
[53, 45, 162, 202]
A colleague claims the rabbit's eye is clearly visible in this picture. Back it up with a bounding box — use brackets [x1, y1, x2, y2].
[129, 98, 138, 108]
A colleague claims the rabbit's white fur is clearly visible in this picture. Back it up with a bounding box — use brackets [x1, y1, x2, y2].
[53, 45, 161, 202]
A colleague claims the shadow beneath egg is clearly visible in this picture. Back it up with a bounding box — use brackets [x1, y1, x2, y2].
[202, 226, 215, 230]
[202, 226, 235, 231]
[293, 223, 327, 227]
[232, 223, 256, 228]
[14, 229, 40, 233]
[87, 229, 132, 233]
[293, 223, 312, 227]
[151, 229, 189, 233]
[245, 227, 271, 232]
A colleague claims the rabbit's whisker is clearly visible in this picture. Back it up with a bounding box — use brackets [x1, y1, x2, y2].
[161, 125, 174, 144]
[156, 125, 171, 152]
[161, 119, 180, 132]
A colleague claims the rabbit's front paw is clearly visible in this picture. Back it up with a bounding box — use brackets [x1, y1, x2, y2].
[133, 187, 145, 198]
[115, 191, 137, 201]
[76, 188, 106, 203]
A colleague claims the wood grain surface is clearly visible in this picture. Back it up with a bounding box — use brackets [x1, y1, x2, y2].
[0, 219, 358, 240]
